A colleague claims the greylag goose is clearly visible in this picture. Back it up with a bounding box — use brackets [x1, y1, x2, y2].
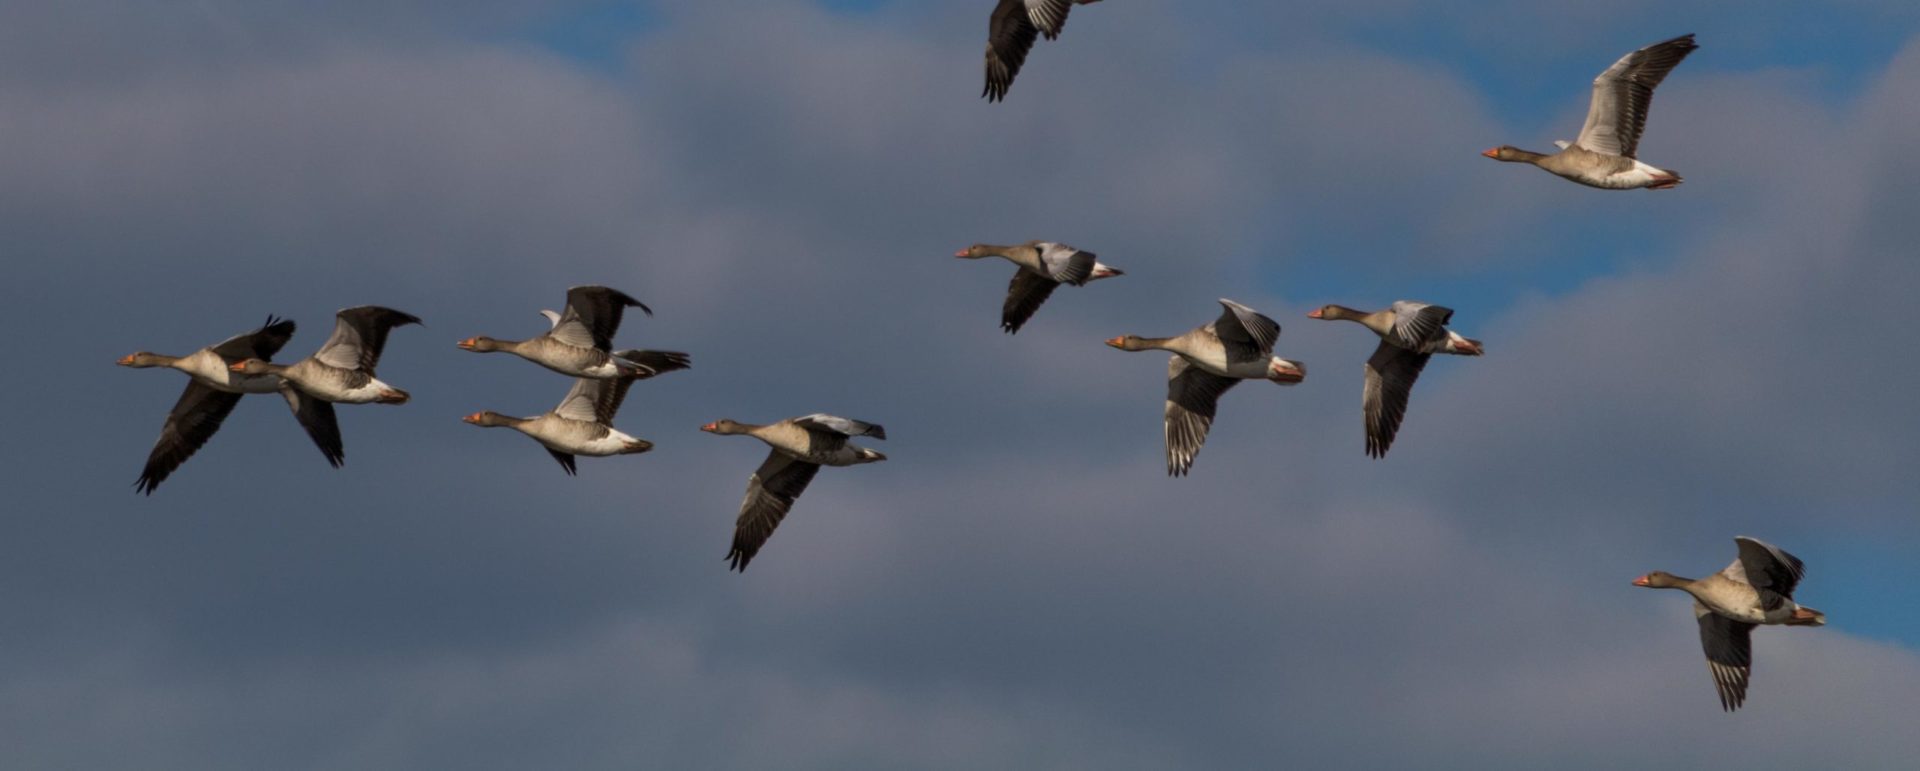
[983, 0, 1103, 102]
[118, 316, 296, 494]
[701, 414, 887, 572]
[1308, 301, 1482, 458]
[463, 348, 687, 475]
[459, 286, 675, 379]
[956, 241, 1123, 333]
[231, 306, 421, 467]
[1483, 34, 1697, 189]
[1105, 299, 1306, 476]
[1634, 536, 1827, 712]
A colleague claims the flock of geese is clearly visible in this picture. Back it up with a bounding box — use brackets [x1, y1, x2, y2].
[116, 13, 1826, 714]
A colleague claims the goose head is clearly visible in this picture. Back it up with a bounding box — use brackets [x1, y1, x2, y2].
[1632, 571, 1687, 589]
[462, 411, 512, 427]
[117, 352, 166, 368]
[229, 358, 273, 375]
[1105, 335, 1151, 351]
[955, 245, 994, 259]
[457, 336, 504, 352]
[701, 419, 748, 435]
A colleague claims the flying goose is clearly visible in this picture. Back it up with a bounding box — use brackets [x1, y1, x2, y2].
[1634, 536, 1826, 712]
[118, 316, 297, 494]
[459, 286, 674, 379]
[1105, 299, 1306, 476]
[956, 241, 1123, 333]
[462, 348, 688, 475]
[1483, 34, 1698, 189]
[1308, 302, 1482, 459]
[231, 306, 421, 467]
[701, 414, 887, 572]
[983, 0, 1104, 102]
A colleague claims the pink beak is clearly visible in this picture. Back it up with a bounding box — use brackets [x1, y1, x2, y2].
[1631, 576, 1651, 587]
[1481, 147, 1500, 159]
[1306, 309, 1324, 319]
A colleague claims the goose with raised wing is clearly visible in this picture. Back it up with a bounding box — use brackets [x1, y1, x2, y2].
[1634, 536, 1827, 712]
[118, 316, 297, 494]
[459, 286, 675, 379]
[231, 306, 421, 467]
[957, 241, 1123, 333]
[1308, 301, 1482, 459]
[702, 414, 887, 572]
[982, 0, 1104, 102]
[1105, 299, 1306, 476]
[1483, 34, 1698, 189]
[462, 348, 688, 475]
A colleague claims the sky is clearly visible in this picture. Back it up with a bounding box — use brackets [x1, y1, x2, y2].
[4, 0, 1920, 767]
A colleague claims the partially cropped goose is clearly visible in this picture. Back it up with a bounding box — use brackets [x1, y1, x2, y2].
[1483, 34, 1698, 190]
[957, 241, 1123, 333]
[1309, 302, 1482, 459]
[463, 348, 689, 475]
[459, 286, 674, 379]
[231, 306, 421, 467]
[701, 414, 887, 572]
[1106, 299, 1306, 476]
[118, 316, 297, 494]
[1634, 536, 1826, 712]
[983, 0, 1103, 102]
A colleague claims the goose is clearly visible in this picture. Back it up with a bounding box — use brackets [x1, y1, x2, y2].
[983, 0, 1104, 102]
[462, 348, 688, 475]
[701, 414, 887, 572]
[1308, 302, 1482, 459]
[458, 286, 670, 379]
[1105, 299, 1306, 476]
[1634, 536, 1827, 712]
[118, 316, 296, 494]
[230, 306, 421, 467]
[1483, 34, 1698, 190]
[956, 241, 1123, 333]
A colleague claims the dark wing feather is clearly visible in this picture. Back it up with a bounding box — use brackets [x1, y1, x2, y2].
[1025, 0, 1075, 40]
[1734, 536, 1807, 602]
[280, 385, 344, 468]
[1213, 299, 1280, 359]
[564, 286, 649, 352]
[1164, 357, 1240, 477]
[1575, 34, 1698, 158]
[1388, 301, 1454, 350]
[983, 0, 1041, 102]
[1696, 607, 1756, 712]
[727, 453, 822, 572]
[546, 448, 579, 476]
[792, 414, 885, 440]
[612, 349, 691, 379]
[321, 306, 421, 373]
[1001, 269, 1061, 334]
[209, 316, 296, 362]
[133, 382, 243, 495]
[1363, 342, 1431, 458]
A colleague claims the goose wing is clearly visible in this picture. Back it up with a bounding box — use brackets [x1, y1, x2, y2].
[209, 316, 296, 363]
[1363, 342, 1431, 458]
[984, 0, 1041, 102]
[1001, 269, 1061, 334]
[1694, 603, 1756, 712]
[313, 306, 420, 373]
[548, 286, 649, 351]
[1164, 356, 1239, 477]
[280, 384, 344, 467]
[1213, 299, 1280, 360]
[1574, 34, 1699, 158]
[726, 451, 822, 572]
[133, 382, 243, 495]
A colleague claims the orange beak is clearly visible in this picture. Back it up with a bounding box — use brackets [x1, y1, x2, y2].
[229, 361, 248, 372]
[1104, 336, 1125, 348]
[1480, 147, 1500, 159]
[700, 422, 719, 432]
[1306, 309, 1324, 319]
[116, 354, 136, 366]
[461, 412, 483, 424]
[954, 249, 969, 257]
[456, 338, 478, 350]
[1631, 575, 1651, 587]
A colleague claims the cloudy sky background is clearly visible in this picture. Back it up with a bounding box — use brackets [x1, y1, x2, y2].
[5, 0, 1920, 767]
